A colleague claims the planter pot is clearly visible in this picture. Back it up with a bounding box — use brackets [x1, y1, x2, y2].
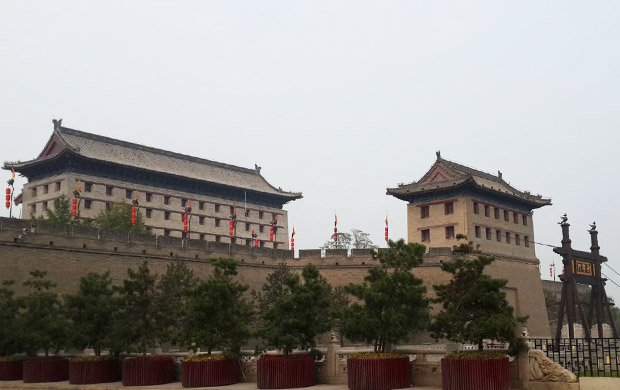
[441, 358, 509, 390]
[181, 358, 237, 388]
[0, 360, 24, 381]
[347, 356, 410, 390]
[69, 358, 119, 384]
[122, 356, 174, 386]
[22, 358, 69, 383]
[257, 354, 315, 389]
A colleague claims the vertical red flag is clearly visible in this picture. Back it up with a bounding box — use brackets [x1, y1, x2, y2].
[333, 213, 338, 242]
[385, 214, 389, 242]
[291, 227, 295, 251]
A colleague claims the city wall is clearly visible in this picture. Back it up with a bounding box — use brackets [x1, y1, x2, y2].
[0, 217, 551, 338]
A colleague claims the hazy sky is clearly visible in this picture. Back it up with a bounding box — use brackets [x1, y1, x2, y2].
[1, 1, 619, 300]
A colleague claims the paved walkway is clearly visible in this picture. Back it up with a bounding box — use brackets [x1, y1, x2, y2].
[0, 382, 441, 390]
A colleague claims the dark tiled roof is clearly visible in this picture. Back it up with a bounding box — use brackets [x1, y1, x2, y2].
[5, 126, 302, 200]
[387, 155, 550, 208]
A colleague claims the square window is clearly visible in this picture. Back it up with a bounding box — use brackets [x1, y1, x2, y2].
[444, 202, 454, 215]
[245, 209, 250, 217]
[84, 199, 92, 209]
[260, 241, 265, 248]
[182, 231, 187, 239]
[164, 229, 170, 237]
[486, 228, 492, 240]
[421, 229, 430, 242]
[494, 208, 500, 219]
[475, 225, 481, 238]
[126, 189, 132, 199]
[525, 236, 530, 247]
[146, 209, 152, 218]
[484, 205, 490, 217]
[522, 214, 528, 226]
[506, 232, 511, 244]
[231, 237, 236, 245]
[259, 211, 264, 219]
[199, 216, 205, 225]
[106, 186, 113, 196]
[43, 184, 48, 194]
[496, 230, 502, 242]
[215, 236, 221, 243]
[504, 210, 509, 221]
[473, 202, 479, 214]
[445, 226, 455, 239]
[516, 234, 521, 246]
[421, 206, 430, 219]
[42, 201, 48, 211]
[245, 222, 250, 231]
[246, 239, 252, 246]
[182, 198, 187, 207]
[180, 213, 184, 222]
[230, 206, 235, 215]
[273, 242, 278, 249]
[164, 211, 170, 220]
[31, 187, 37, 197]
[260, 225, 264, 233]
[30, 203, 36, 214]
[215, 218, 220, 227]
[200, 233, 205, 241]
[55, 181, 61, 191]
[215, 204, 220, 212]
[199, 201, 204, 210]
[85, 183, 92, 192]
[105, 202, 111, 211]
[146, 193, 152, 202]
[513, 212, 519, 224]
[164, 196, 171, 205]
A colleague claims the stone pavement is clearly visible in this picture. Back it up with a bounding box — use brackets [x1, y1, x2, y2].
[0, 382, 441, 390]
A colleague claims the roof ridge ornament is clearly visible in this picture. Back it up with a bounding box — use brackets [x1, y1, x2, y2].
[498, 170, 502, 180]
[52, 118, 62, 131]
[435, 150, 441, 160]
[255, 164, 261, 173]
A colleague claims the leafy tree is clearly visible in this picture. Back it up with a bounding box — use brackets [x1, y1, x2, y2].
[342, 239, 430, 352]
[180, 258, 253, 354]
[329, 285, 351, 347]
[35, 195, 80, 225]
[117, 261, 162, 355]
[156, 261, 198, 344]
[256, 264, 333, 355]
[64, 272, 118, 355]
[19, 270, 69, 356]
[0, 281, 21, 356]
[321, 228, 376, 250]
[94, 202, 146, 233]
[430, 245, 527, 353]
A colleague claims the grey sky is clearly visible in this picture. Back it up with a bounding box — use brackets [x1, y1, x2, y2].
[1, 1, 619, 299]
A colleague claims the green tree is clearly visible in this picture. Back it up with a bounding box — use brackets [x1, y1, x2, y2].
[321, 228, 376, 250]
[342, 239, 430, 352]
[94, 202, 146, 233]
[430, 248, 527, 353]
[256, 264, 333, 355]
[156, 261, 198, 344]
[64, 272, 118, 355]
[330, 285, 351, 347]
[0, 281, 21, 356]
[180, 258, 253, 354]
[19, 270, 69, 356]
[35, 195, 79, 225]
[117, 261, 162, 355]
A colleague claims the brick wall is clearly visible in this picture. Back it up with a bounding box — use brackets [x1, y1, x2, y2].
[0, 220, 551, 338]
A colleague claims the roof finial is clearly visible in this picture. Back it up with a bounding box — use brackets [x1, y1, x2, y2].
[498, 170, 502, 180]
[52, 118, 62, 131]
[588, 221, 597, 233]
[435, 150, 441, 160]
[558, 213, 568, 225]
[254, 164, 261, 173]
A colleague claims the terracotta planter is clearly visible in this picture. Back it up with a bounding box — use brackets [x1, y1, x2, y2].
[181, 358, 237, 387]
[441, 358, 509, 390]
[22, 358, 69, 383]
[122, 356, 174, 386]
[347, 356, 410, 390]
[257, 354, 315, 389]
[69, 358, 119, 384]
[0, 360, 24, 380]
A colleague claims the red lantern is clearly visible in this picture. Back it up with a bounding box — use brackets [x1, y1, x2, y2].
[183, 213, 188, 232]
[334, 227, 338, 242]
[269, 226, 274, 242]
[5, 188, 10, 209]
[550, 267, 552, 278]
[71, 197, 77, 217]
[255, 239, 259, 248]
[229, 219, 234, 236]
[131, 206, 136, 225]
[291, 237, 294, 251]
[385, 227, 389, 242]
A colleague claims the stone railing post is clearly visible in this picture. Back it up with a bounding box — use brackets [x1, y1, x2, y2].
[326, 332, 339, 379]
